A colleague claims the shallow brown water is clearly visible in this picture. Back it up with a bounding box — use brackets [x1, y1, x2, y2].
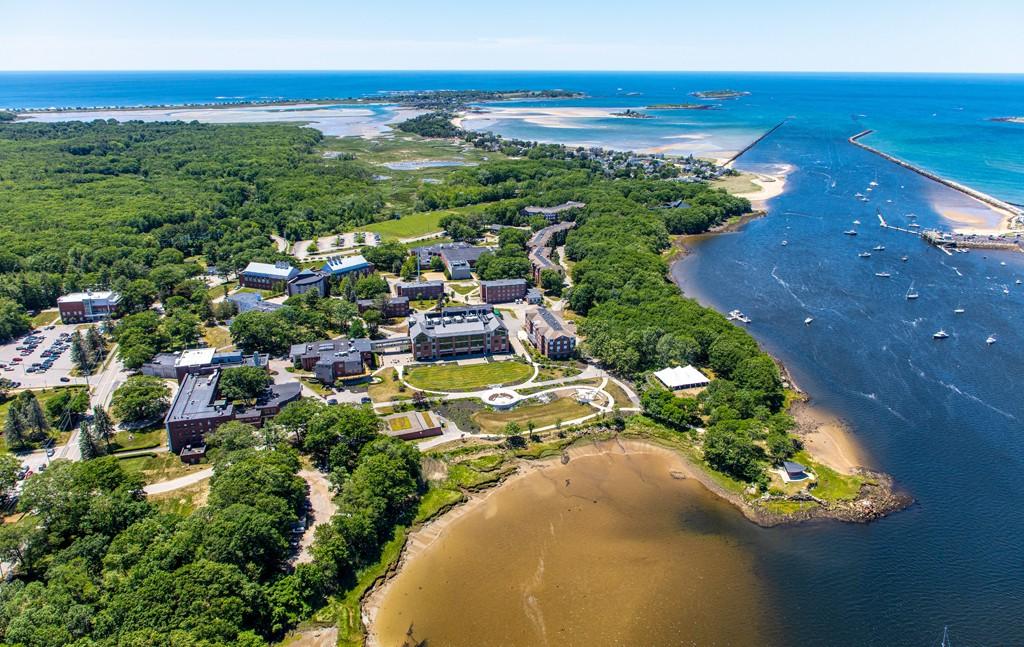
[370, 443, 779, 646]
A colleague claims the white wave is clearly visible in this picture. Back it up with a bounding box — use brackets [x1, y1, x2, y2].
[939, 381, 1018, 421]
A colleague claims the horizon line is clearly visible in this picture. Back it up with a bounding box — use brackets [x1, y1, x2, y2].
[2, 69, 1023, 76]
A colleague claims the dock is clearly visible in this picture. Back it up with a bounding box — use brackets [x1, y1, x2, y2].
[876, 210, 1022, 255]
[850, 130, 1024, 230]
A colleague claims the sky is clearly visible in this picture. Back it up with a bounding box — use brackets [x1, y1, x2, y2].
[2, 0, 1022, 73]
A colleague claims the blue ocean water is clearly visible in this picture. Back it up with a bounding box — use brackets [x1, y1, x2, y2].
[3, 71, 1024, 644]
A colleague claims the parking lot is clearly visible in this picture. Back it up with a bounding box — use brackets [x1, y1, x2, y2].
[0, 323, 89, 390]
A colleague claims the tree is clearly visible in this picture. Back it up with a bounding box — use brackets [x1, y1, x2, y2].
[348, 319, 367, 339]
[111, 376, 171, 423]
[3, 407, 27, 450]
[362, 240, 407, 274]
[430, 255, 445, 272]
[703, 421, 765, 483]
[539, 269, 564, 296]
[400, 256, 418, 281]
[207, 421, 259, 460]
[219, 367, 272, 402]
[16, 391, 48, 438]
[44, 387, 88, 431]
[118, 279, 159, 314]
[655, 333, 700, 367]
[0, 298, 31, 343]
[362, 310, 382, 337]
[302, 405, 381, 471]
[0, 452, 20, 494]
[229, 310, 296, 356]
[78, 420, 98, 460]
[274, 399, 324, 445]
[70, 331, 92, 374]
[354, 274, 388, 299]
[92, 406, 114, 451]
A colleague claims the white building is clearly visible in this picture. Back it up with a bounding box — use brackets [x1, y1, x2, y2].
[654, 365, 710, 390]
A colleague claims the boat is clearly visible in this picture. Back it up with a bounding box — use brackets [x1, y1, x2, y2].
[853, 219, 861, 225]
[804, 317, 814, 325]
[987, 335, 997, 345]
[1003, 287, 1010, 295]
[781, 240, 788, 246]
[900, 255, 909, 262]
[907, 213, 917, 219]
[854, 193, 864, 199]
[906, 283, 919, 300]
[909, 223, 921, 229]
[875, 272, 891, 278]
[933, 330, 950, 339]
[954, 307, 965, 314]
[1017, 279, 1022, 285]
[858, 251, 872, 258]
[844, 230, 858, 236]
[728, 309, 751, 324]
[869, 180, 879, 187]
[873, 244, 885, 251]
[1000, 261, 1006, 266]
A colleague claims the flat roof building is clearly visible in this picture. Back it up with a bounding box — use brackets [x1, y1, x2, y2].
[395, 280, 444, 300]
[321, 254, 374, 278]
[289, 338, 376, 384]
[287, 268, 329, 298]
[239, 261, 298, 290]
[407, 305, 509, 360]
[381, 410, 444, 441]
[521, 200, 586, 222]
[57, 290, 121, 323]
[480, 278, 528, 304]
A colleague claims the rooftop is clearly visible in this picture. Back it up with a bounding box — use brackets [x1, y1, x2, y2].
[176, 347, 217, 368]
[242, 261, 298, 280]
[57, 290, 120, 303]
[322, 254, 372, 274]
[409, 305, 506, 339]
[653, 365, 710, 389]
[522, 200, 586, 215]
[481, 278, 528, 288]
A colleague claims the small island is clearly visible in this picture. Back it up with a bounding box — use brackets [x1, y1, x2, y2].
[611, 109, 654, 119]
[647, 103, 720, 110]
[692, 89, 750, 100]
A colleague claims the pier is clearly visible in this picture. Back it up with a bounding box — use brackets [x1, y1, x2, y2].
[723, 120, 788, 168]
[877, 210, 1023, 255]
[850, 130, 1024, 230]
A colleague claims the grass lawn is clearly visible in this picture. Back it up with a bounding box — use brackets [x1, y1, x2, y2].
[448, 283, 477, 295]
[603, 380, 636, 407]
[711, 172, 761, 196]
[363, 211, 444, 240]
[409, 299, 440, 311]
[109, 428, 164, 453]
[800, 452, 865, 502]
[299, 378, 334, 397]
[404, 360, 533, 392]
[534, 364, 582, 382]
[472, 394, 595, 434]
[117, 451, 206, 484]
[202, 325, 233, 350]
[149, 479, 210, 516]
[368, 367, 412, 403]
[30, 310, 59, 327]
[206, 280, 237, 300]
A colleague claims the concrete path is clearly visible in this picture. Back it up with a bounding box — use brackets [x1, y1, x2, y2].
[143, 467, 214, 495]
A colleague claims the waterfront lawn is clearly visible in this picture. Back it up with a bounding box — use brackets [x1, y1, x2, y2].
[711, 172, 760, 195]
[800, 452, 865, 502]
[472, 394, 594, 434]
[404, 360, 533, 392]
[368, 367, 412, 403]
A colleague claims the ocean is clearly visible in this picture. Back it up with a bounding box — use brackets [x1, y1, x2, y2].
[3, 71, 1024, 644]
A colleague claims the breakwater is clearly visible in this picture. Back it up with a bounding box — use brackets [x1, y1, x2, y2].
[850, 130, 1024, 230]
[723, 120, 787, 167]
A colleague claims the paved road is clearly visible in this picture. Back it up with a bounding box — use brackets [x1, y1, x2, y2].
[143, 467, 214, 495]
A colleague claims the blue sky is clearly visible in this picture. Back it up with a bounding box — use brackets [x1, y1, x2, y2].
[2, 0, 1022, 72]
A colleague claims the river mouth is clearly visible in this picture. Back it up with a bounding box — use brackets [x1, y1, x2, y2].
[366, 440, 780, 646]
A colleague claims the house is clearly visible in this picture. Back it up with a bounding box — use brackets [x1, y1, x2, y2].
[521, 201, 586, 222]
[226, 292, 282, 314]
[239, 261, 298, 290]
[782, 461, 809, 481]
[356, 296, 411, 318]
[395, 280, 444, 301]
[289, 338, 376, 384]
[525, 307, 576, 359]
[407, 305, 510, 360]
[141, 348, 267, 381]
[286, 269, 329, 298]
[56, 290, 121, 323]
[164, 370, 301, 454]
[381, 410, 444, 441]
[321, 254, 374, 279]
[480, 278, 528, 304]
[653, 365, 710, 391]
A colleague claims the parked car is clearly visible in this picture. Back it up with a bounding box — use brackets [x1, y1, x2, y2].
[59, 376, 70, 383]
[45, 448, 55, 457]
[360, 396, 372, 404]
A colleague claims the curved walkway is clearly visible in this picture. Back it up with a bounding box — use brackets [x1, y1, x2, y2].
[143, 467, 214, 495]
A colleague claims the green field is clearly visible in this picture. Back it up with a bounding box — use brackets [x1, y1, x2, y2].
[472, 394, 595, 434]
[363, 210, 445, 239]
[109, 428, 164, 453]
[404, 361, 533, 392]
[30, 310, 59, 327]
[117, 451, 205, 484]
[368, 367, 412, 403]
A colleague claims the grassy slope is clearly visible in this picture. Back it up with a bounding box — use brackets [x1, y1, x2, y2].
[404, 361, 533, 392]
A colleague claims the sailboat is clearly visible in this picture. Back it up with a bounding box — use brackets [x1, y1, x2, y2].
[853, 219, 861, 225]
[804, 316, 814, 325]
[906, 283, 919, 300]
[873, 244, 886, 251]
[986, 334, 997, 345]
[844, 229, 858, 236]
[900, 255, 909, 262]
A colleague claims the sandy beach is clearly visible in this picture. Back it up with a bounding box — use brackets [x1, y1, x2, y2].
[791, 400, 871, 474]
[931, 199, 1023, 236]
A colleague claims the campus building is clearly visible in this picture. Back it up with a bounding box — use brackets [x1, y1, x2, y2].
[289, 338, 376, 384]
[479, 278, 528, 304]
[226, 292, 283, 314]
[407, 305, 510, 360]
[381, 410, 444, 441]
[440, 246, 489, 280]
[520, 200, 586, 223]
[164, 370, 301, 453]
[239, 261, 299, 290]
[286, 269, 330, 298]
[395, 280, 444, 300]
[321, 254, 374, 279]
[410, 241, 479, 267]
[527, 221, 575, 285]
[141, 347, 268, 382]
[525, 307, 576, 359]
[356, 296, 411, 318]
[56, 290, 121, 323]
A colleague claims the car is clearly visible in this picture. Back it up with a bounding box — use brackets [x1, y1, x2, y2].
[45, 325, 55, 330]
[23, 470, 33, 479]
[11, 358, 22, 363]
[45, 448, 55, 457]
[59, 376, 70, 383]
[37, 464, 45, 472]
[360, 396, 372, 404]
[4, 367, 13, 372]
